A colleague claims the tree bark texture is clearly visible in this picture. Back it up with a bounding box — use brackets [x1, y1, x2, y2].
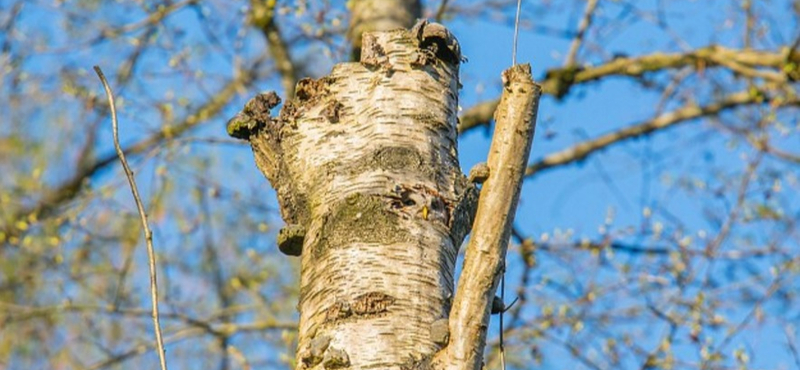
[228, 21, 476, 369]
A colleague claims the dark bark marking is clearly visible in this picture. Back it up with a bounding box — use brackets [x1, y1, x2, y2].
[361, 32, 391, 70]
[411, 20, 461, 66]
[373, 146, 424, 171]
[400, 356, 434, 370]
[322, 100, 344, 123]
[296, 77, 327, 102]
[385, 183, 450, 225]
[312, 193, 412, 258]
[277, 223, 306, 256]
[448, 175, 478, 247]
[351, 291, 395, 315]
[324, 292, 396, 323]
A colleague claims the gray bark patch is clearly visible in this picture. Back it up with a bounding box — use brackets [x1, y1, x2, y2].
[312, 193, 410, 258]
[372, 146, 424, 171]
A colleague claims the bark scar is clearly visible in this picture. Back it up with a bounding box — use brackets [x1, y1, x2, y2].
[386, 184, 450, 224]
[322, 100, 344, 123]
[325, 292, 396, 323]
[361, 32, 392, 70]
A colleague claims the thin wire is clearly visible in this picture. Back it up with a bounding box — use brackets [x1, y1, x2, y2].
[512, 0, 523, 66]
[500, 269, 507, 370]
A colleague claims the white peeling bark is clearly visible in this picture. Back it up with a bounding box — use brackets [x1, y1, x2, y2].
[228, 21, 476, 370]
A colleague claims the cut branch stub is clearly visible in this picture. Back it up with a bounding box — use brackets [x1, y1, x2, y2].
[232, 21, 477, 369]
[435, 64, 541, 370]
[226, 91, 281, 140]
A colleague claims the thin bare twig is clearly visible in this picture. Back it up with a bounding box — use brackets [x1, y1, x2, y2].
[249, 0, 298, 98]
[93, 66, 168, 370]
[86, 328, 201, 370]
[785, 326, 800, 370]
[743, 0, 754, 49]
[434, 0, 451, 23]
[45, 0, 197, 54]
[564, 0, 599, 67]
[499, 265, 507, 370]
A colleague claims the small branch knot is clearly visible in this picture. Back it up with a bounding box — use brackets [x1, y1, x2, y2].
[226, 91, 281, 140]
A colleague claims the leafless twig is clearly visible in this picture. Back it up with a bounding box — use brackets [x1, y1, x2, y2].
[564, 0, 599, 67]
[786, 326, 800, 370]
[434, 0, 450, 22]
[93, 66, 168, 370]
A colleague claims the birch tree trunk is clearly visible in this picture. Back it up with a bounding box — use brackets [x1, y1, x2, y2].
[228, 21, 476, 369]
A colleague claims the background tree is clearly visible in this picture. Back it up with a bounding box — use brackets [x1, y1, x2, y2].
[1, 0, 799, 369]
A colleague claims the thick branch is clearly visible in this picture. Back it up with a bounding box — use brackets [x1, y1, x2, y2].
[436, 64, 540, 370]
[525, 90, 800, 178]
[458, 45, 796, 132]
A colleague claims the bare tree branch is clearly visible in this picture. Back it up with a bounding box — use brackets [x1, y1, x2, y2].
[249, 0, 298, 98]
[433, 0, 451, 22]
[458, 45, 797, 132]
[564, 0, 599, 67]
[94, 66, 168, 370]
[0, 302, 295, 332]
[85, 328, 202, 370]
[524, 90, 800, 178]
